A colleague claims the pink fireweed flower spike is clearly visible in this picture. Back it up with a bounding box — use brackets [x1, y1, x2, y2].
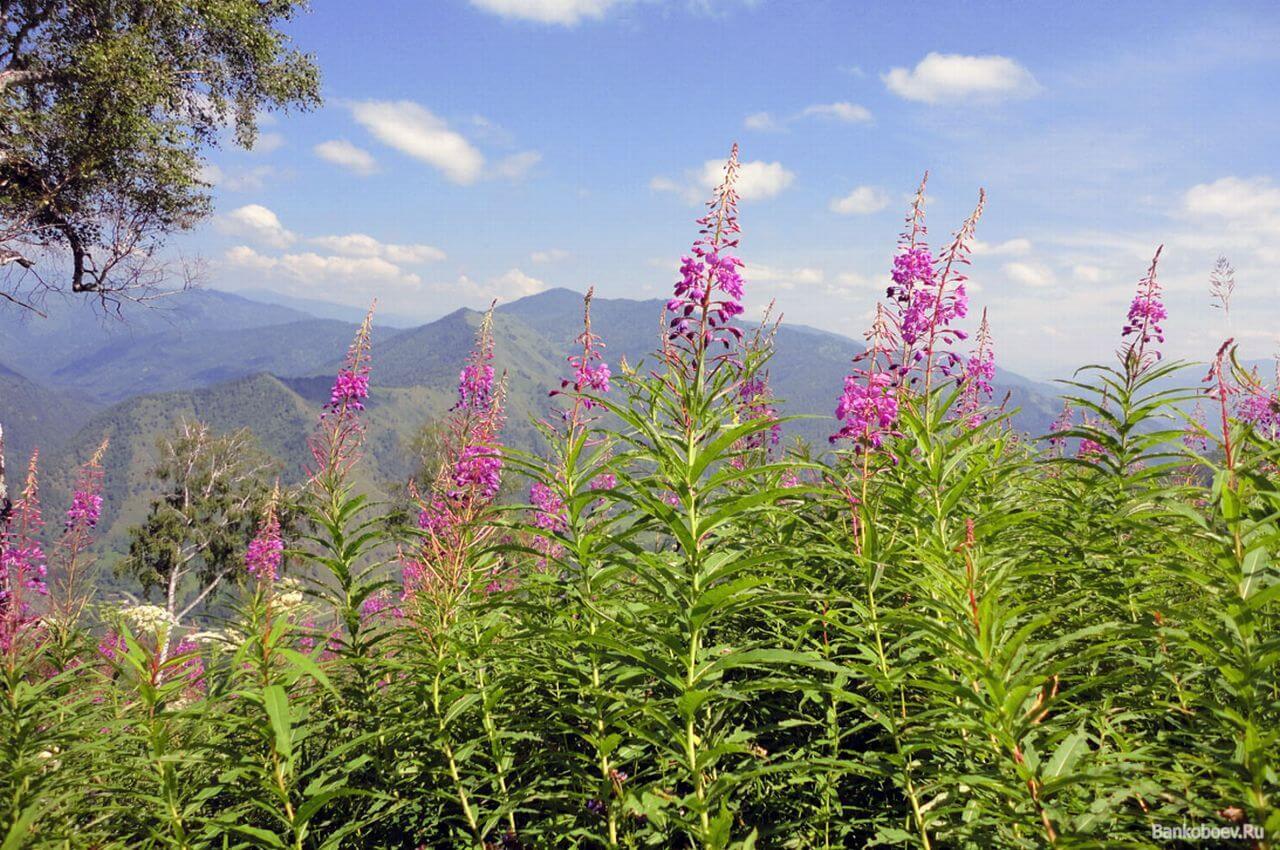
[831, 305, 903, 454]
[667, 143, 746, 354]
[1120, 246, 1167, 366]
[0, 453, 46, 653]
[309, 303, 376, 482]
[1236, 361, 1279, 439]
[921, 190, 984, 392]
[457, 301, 497, 412]
[1048, 401, 1073, 450]
[552, 287, 611, 421]
[954, 309, 995, 428]
[245, 486, 284, 584]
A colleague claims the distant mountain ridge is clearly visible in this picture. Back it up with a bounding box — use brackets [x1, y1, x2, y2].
[0, 286, 1066, 551]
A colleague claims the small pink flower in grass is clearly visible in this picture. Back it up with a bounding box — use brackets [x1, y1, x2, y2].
[1121, 246, 1167, 364]
[245, 488, 283, 584]
[97, 630, 125, 662]
[1078, 435, 1106, 460]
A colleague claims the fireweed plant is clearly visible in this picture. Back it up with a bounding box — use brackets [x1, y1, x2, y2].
[0, 148, 1277, 850]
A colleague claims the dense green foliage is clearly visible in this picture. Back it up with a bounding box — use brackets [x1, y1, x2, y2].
[1, 176, 1277, 849]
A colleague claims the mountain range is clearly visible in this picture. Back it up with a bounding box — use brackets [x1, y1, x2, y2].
[0, 287, 1067, 551]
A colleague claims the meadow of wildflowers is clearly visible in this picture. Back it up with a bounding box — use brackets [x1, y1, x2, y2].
[1, 148, 1278, 850]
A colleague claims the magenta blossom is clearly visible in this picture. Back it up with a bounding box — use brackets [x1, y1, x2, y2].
[451, 445, 503, 502]
[953, 309, 995, 427]
[245, 499, 283, 583]
[529, 482, 568, 534]
[831, 372, 900, 450]
[667, 144, 746, 351]
[1121, 246, 1167, 362]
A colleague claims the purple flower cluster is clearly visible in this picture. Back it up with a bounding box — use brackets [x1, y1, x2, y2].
[451, 445, 503, 502]
[0, 542, 47, 600]
[245, 506, 283, 583]
[887, 247, 936, 340]
[666, 144, 746, 350]
[65, 490, 103, 531]
[1121, 246, 1167, 360]
[831, 372, 900, 450]
[557, 289, 611, 411]
[327, 369, 370, 412]
[457, 360, 495, 411]
[1238, 387, 1279, 434]
[1048, 402, 1073, 448]
[529, 482, 568, 534]
[954, 310, 995, 427]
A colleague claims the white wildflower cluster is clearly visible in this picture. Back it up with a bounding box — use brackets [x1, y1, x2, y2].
[120, 604, 178, 637]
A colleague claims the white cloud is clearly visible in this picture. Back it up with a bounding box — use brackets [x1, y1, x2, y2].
[492, 150, 542, 179]
[225, 245, 421, 290]
[447, 268, 547, 302]
[350, 100, 485, 184]
[1073, 264, 1103, 282]
[653, 157, 795, 203]
[744, 111, 780, 131]
[217, 204, 296, 249]
[742, 263, 824, 287]
[200, 162, 273, 190]
[531, 248, 570, 263]
[314, 139, 378, 176]
[829, 185, 890, 215]
[309, 233, 446, 265]
[882, 53, 1039, 104]
[1002, 261, 1056, 288]
[468, 0, 623, 24]
[1182, 176, 1280, 230]
[802, 101, 873, 123]
[971, 237, 1033, 257]
[248, 131, 285, 154]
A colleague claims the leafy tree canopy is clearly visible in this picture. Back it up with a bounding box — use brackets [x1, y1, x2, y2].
[0, 0, 320, 311]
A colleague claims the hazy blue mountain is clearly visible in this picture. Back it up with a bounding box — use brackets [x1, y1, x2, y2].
[0, 362, 100, 470]
[4, 286, 1071, 555]
[0, 289, 312, 384]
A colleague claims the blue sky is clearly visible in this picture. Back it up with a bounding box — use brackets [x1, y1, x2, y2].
[189, 0, 1280, 377]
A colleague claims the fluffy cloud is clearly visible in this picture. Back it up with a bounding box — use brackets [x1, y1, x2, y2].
[745, 102, 872, 132]
[200, 164, 277, 192]
[742, 263, 824, 287]
[652, 157, 795, 203]
[802, 101, 873, 123]
[468, 0, 623, 25]
[448, 268, 547, 302]
[350, 100, 485, 184]
[492, 150, 542, 180]
[743, 111, 780, 131]
[1072, 264, 1103, 282]
[248, 132, 285, 154]
[1182, 176, 1280, 231]
[531, 248, 570, 263]
[225, 245, 421, 290]
[829, 186, 890, 215]
[1002, 261, 1056, 288]
[309, 233, 446, 265]
[971, 237, 1033, 257]
[314, 139, 378, 176]
[217, 204, 295, 248]
[883, 53, 1039, 104]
